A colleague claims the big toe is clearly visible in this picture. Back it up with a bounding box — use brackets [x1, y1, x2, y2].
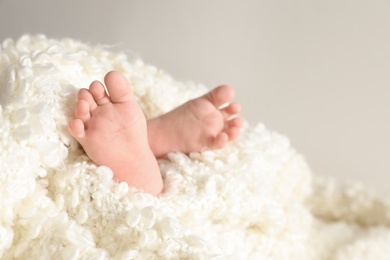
[207, 85, 235, 108]
[104, 71, 134, 103]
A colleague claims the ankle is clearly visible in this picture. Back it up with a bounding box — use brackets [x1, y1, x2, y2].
[147, 117, 173, 158]
[113, 149, 163, 195]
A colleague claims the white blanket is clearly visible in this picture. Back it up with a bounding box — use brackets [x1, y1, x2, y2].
[1, 35, 390, 259]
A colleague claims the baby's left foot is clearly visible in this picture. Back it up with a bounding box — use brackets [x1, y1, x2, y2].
[68, 71, 162, 195]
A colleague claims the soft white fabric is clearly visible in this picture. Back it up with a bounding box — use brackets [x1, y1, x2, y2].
[0, 35, 389, 259]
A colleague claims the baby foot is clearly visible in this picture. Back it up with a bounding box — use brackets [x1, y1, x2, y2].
[148, 85, 243, 157]
[68, 71, 162, 195]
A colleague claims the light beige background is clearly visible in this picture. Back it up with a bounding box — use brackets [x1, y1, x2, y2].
[1, 0, 389, 192]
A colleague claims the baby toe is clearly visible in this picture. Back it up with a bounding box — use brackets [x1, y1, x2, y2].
[225, 126, 240, 141]
[211, 132, 229, 149]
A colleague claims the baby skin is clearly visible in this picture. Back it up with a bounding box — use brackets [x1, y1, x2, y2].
[68, 71, 243, 195]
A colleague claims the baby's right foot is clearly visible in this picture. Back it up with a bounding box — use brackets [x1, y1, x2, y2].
[148, 85, 243, 158]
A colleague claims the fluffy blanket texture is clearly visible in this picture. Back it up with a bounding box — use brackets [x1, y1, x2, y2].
[1, 35, 390, 260]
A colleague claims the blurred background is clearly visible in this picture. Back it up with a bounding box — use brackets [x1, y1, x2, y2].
[0, 0, 389, 193]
